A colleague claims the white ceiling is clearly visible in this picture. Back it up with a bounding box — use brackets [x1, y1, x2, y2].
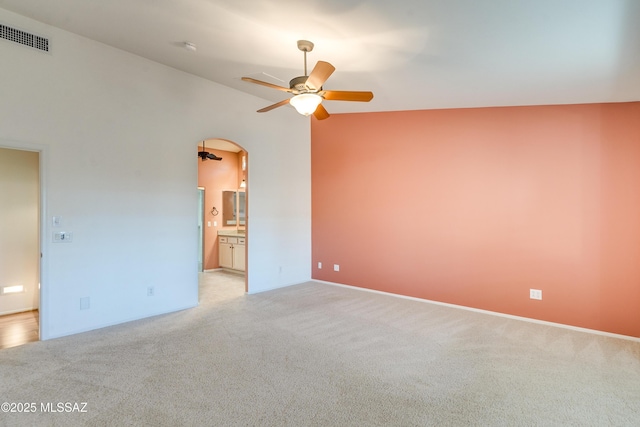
[1, 0, 639, 116]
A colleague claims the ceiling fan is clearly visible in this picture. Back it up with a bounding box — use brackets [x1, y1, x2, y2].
[242, 40, 374, 120]
[198, 141, 222, 161]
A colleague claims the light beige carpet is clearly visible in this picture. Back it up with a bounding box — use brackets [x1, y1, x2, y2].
[1, 270, 639, 426]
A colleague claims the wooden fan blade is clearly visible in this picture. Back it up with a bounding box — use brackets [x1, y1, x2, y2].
[313, 103, 330, 120]
[257, 98, 290, 113]
[305, 61, 335, 91]
[321, 90, 374, 102]
[242, 77, 292, 92]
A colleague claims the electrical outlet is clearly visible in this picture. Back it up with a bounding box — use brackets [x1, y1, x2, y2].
[147, 287, 154, 297]
[529, 289, 542, 300]
[334, 264, 340, 272]
[318, 262, 322, 269]
[80, 297, 90, 310]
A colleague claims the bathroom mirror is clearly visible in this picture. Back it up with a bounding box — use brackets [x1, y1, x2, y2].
[222, 190, 246, 226]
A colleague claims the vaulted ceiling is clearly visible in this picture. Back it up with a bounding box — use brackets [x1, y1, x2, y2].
[2, 0, 639, 115]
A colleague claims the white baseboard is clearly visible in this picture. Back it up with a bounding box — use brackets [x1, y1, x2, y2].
[313, 280, 640, 343]
[246, 281, 301, 295]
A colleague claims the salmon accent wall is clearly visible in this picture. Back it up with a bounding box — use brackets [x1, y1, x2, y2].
[311, 102, 640, 338]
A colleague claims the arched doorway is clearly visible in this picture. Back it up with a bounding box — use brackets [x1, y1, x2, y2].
[196, 138, 248, 293]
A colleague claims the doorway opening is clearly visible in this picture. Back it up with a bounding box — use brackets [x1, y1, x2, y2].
[0, 145, 41, 349]
[196, 138, 248, 294]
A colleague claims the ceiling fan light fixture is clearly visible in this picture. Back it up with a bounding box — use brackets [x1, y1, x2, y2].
[242, 40, 372, 120]
[290, 93, 322, 116]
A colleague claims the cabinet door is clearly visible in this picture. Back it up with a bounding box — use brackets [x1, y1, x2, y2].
[219, 243, 234, 268]
[233, 244, 246, 271]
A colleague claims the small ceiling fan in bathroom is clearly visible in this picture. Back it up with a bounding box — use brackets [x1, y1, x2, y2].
[198, 141, 222, 161]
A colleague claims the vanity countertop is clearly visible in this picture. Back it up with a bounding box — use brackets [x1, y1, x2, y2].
[217, 229, 246, 237]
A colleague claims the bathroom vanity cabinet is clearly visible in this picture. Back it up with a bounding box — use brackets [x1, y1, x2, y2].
[219, 235, 245, 271]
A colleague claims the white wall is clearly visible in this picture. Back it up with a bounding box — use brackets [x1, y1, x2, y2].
[0, 8, 311, 339]
[0, 148, 39, 315]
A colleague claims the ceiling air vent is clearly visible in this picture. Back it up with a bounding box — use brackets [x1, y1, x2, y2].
[0, 23, 49, 52]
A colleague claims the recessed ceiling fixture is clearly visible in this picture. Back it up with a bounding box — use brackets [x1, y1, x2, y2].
[242, 40, 374, 120]
[183, 41, 197, 52]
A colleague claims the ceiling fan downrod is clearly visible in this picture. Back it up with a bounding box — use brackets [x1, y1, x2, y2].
[297, 40, 314, 76]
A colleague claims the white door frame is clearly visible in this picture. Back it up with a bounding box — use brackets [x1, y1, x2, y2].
[0, 138, 48, 340]
[197, 187, 205, 272]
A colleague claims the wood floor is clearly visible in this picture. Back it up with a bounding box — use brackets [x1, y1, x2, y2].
[0, 310, 39, 350]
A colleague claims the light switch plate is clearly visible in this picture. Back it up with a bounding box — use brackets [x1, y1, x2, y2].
[53, 231, 73, 243]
